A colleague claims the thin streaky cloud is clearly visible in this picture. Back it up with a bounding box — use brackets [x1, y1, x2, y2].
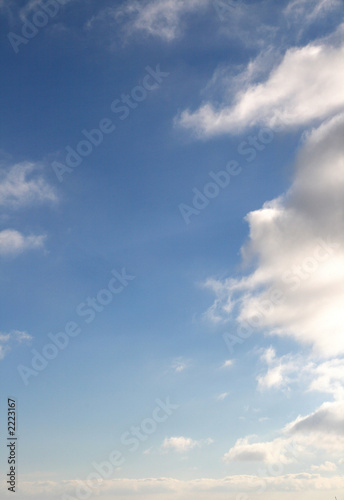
[88, 0, 211, 41]
[284, 0, 343, 27]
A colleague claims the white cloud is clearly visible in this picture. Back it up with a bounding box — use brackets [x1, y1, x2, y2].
[0, 333, 11, 342]
[107, 0, 210, 41]
[142, 446, 153, 455]
[203, 112, 344, 357]
[13, 474, 344, 500]
[0, 330, 33, 360]
[11, 330, 32, 342]
[0, 162, 55, 258]
[87, 0, 276, 50]
[257, 348, 304, 390]
[285, 400, 344, 436]
[216, 392, 230, 401]
[0, 343, 9, 360]
[0, 229, 46, 256]
[19, 0, 45, 20]
[311, 461, 337, 472]
[87, 0, 217, 41]
[224, 395, 344, 468]
[178, 40, 344, 136]
[257, 350, 344, 399]
[0, 162, 57, 209]
[162, 436, 213, 452]
[284, 0, 343, 28]
[170, 356, 189, 373]
[221, 359, 234, 369]
[309, 358, 344, 400]
[162, 436, 198, 452]
[224, 435, 297, 463]
[224, 430, 343, 467]
[284, 402, 344, 457]
[18, 0, 76, 21]
[257, 361, 292, 389]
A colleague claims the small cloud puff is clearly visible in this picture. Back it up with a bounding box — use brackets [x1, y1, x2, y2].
[0, 330, 33, 360]
[0, 229, 46, 256]
[162, 436, 213, 453]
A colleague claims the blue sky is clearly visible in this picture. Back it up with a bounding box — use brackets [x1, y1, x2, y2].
[1, 1, 344, 499]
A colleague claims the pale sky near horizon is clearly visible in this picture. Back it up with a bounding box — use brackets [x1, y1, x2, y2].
[1, 0, 344, 499]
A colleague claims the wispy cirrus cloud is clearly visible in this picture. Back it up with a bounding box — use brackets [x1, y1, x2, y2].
[0, 0, 76, 22]
[88, 0, 211, 41]
[284, 0, 343, 29]
[86, 0, 343, 47]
